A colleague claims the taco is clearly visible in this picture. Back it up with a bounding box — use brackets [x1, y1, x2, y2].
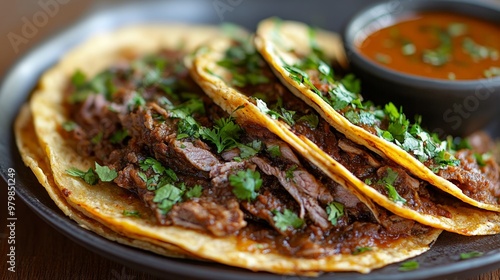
[15, 105, 195, 259]
[188, 25, 500, 236]
[254, 18, 500, 214]
[17, 24, 442, 275]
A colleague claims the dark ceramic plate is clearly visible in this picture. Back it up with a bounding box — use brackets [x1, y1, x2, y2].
[1, 0, 499, 279]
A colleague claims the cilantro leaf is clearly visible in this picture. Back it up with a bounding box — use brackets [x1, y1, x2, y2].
[398, 260, 419, 272]
[340, 74, 361, 94]
[297, 114, 319, 129]
[66, 167, 98, 185]
[285, 165, 298, 182]
[185, 185, 203, 199]
[110, 129, 129, 144]
[122, 210, 141, 218]
[94, 162, 117, 182]
[176, 116, 201, 139]
[91, 131, 103, 144]
[459, 251, 483, 260]
[474, 153, 491, 167]
[272, 209, 304, 231]
[170, 99, 205, 119]
[71, 69, 87, 88]
[352, 247, 372, 255]
[153, 183, 184, 214]
[380, 168, 406, 204]
[237, 140, 262, 160]
[229, 169, 263, 200]
[62, 121, 77, 132]
[128, 92, 146, 110]
[328, 85, 356, 110]
[200, 117, 242, 153]
[266, 145, 282, 157]
[140, 158, 166, 174]
[326, 202, 344, 226]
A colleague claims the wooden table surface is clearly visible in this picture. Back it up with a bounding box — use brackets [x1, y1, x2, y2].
[1, 0, 500, 279]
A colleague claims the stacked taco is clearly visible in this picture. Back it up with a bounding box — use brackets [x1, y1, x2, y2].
[15, 20, 499, 275]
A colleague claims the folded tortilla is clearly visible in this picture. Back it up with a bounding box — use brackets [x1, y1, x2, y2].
[17, 24, 442, 275]
[189, 24, 500, 236]
[254, 18, 500, 214]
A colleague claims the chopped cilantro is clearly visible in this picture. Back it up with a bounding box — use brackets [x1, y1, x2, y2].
[91, 131, 103, 144]
[327, 84, 357, 110]
[285, 165, 298, 182]
[380, 168, 406, 204]
[185, 185, 203, 199]
[217, 43, 270, 87]
[110, 129, 129, 144]
[272, 209, 304, 231]
[448, 23, 467, 37]
[229, 169, 263, 200]
[459, 251, 483, 260]
[237, 140, 262, 159]
[399, 260, 419, 271]
[340, 74, 361, 94]
[297, 114, 319, 129]
[94, 162, 117, 182]
[128, 92, 146, 110]
[266, 145, 282, 157]
[153, 183, 184, 214]
[66, 167, 98, 185]
[140, 158, 166, 174]
[71, 69, 87, 88]
[170, 99, 205, 119]
[255, 99, 296, 126]
[62, 121, 77, 132]
[139, 157, 178, 185]
[364, 178, 373, 185]
[474, 153, 491, 167]
[284, 40, 466, 171]
[176, 116, 201, 139]
[352, 247, 372, 255]
[326, 202, 344, 226]
[375, 53, 391, 64]
[123, 210, 141, 218]
[200, 117, 242, 153]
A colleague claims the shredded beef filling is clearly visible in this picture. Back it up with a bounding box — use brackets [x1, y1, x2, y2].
[62, 49, 431, 258]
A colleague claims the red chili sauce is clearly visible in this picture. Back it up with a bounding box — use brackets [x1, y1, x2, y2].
[357, 12, 500, 80]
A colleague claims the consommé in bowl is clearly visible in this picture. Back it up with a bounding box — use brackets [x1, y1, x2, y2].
[343, 0, 500, 136]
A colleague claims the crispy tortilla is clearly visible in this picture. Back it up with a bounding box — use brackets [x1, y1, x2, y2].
[18, 24, 443, 274]
[14, 104, 196, 259]
[254, 18, 500, 213]
[189, 28, 500, 235]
